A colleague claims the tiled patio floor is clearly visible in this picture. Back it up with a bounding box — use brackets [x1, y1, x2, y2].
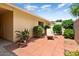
[64, 39, 79, 51]
[7, 36, 64, 56]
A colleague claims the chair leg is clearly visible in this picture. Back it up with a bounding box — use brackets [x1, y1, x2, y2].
[47, 36, 54, 40]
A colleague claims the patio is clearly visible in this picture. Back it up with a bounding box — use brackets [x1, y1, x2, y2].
[64, 39, 79, 51]
[6, 36, 64, 56]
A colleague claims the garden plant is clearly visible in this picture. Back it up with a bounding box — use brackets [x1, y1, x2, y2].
[16, 29, 29, 45]
[33, 26, 43, 38]
[53, 24, 62, 35]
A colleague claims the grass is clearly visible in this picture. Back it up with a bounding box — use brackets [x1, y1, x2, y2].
[64, 50, 79, 56]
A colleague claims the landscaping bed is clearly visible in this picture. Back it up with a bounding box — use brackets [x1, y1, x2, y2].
[64, 39, 79, 56]
[64, 49, 79, 56]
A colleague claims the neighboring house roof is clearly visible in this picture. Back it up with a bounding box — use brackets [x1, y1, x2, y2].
[5, 3, 50, 23]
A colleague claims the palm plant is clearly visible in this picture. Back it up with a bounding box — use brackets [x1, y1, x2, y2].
[44, 25, 50, 35]
[16, 29, 29, 43]
[70, 3, 79, 18]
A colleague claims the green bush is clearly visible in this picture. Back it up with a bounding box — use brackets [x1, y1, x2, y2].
[62, 19, 74, 29]
[64, 29, 74, 39]
[65, 50, 79, 56]
[53, 24, 62, 35]
[33, 26, 43, 38]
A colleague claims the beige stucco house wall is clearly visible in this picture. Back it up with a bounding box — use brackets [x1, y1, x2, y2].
[0, 3, 50, 42]
[74, 19, 79, 44]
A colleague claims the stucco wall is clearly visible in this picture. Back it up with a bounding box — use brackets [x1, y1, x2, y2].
[13, 8, 49, 42]
[0, 11, 13, 41]
[0, 3, 49, 42]
[74, 19, 79, 44]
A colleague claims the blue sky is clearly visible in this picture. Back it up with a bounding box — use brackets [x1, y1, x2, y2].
[13, 3, 76, 21]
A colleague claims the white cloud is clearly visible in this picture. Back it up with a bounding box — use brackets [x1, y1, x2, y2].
[64, 8, 70, 12]
[24, 5, 38, 11]
[41, 5, 52, 10]
[24, 4, 52, 12]
[57, 3, 66, 8]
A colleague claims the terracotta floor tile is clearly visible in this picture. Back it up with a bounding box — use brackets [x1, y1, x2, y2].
[7, 36, 64, 56]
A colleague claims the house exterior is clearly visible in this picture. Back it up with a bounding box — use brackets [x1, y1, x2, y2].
[74, 19, 79, 44]
[0, 3, 50, 42]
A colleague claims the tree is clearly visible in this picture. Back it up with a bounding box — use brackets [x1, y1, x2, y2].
[70, 3, 79, 18]
[56, 19, 62, 22]
[62, 19, 74, 29]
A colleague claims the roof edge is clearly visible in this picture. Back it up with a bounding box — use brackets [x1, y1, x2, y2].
[5, 3, 50, 23]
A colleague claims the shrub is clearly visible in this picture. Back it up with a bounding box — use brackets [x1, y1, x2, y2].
[33, 26, 43, 38]
[53, 24, 62, 35]
[62, 19, 74, 29]
[65, 50, 79, 56]
[16, 29, 29, 42]
[64, 29, 74, 39]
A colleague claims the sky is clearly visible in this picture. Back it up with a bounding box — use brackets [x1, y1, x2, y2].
[13, 3, 76, 21]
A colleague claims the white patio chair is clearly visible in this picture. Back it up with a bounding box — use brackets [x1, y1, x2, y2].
[46, 28, 54, 40]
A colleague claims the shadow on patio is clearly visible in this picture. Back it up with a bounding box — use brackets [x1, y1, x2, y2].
[0, 39, 17, 56]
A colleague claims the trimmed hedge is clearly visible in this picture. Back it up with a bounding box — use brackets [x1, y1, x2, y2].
[53, 24, 62, 35]
[33, 26, 43, 38]
[63, 29, 74, 39]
